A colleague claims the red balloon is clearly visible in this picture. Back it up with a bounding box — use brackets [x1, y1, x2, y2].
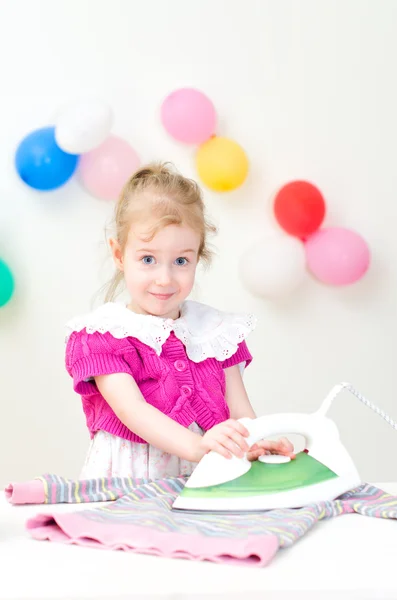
[274, 181, 326, 238]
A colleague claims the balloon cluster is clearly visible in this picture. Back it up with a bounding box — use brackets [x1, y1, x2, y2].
[161, 88, 248, 192]
[14, 100, 140, 200]
[14, 90, 249, 200]
[240, 180, 370, 299]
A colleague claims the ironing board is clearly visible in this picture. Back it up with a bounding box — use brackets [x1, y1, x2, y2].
[1, 484, 396, 600]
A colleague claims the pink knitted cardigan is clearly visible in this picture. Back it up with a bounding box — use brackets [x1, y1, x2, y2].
[65, 301, 256, 443]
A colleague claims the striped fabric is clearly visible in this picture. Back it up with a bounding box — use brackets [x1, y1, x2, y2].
[28, 474, 397, 559]
[64, 482, 397, 549]
[37, 473, 153, 504]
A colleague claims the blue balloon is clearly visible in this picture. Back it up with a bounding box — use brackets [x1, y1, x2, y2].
[15, 126, 79, 191]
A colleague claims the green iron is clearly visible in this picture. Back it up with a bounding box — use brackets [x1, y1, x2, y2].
[173, 382, 396, 512]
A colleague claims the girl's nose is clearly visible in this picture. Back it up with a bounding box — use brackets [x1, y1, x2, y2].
[155, 266, 172, 286]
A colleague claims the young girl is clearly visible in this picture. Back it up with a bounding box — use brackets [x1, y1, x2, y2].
[65, 163, 294, 480]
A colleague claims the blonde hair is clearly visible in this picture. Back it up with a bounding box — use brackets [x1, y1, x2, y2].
[104, 162, 217, 302]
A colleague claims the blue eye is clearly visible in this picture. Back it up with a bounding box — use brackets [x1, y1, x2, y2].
[175, 257, 188, 266]
[142, 256, 155, 265]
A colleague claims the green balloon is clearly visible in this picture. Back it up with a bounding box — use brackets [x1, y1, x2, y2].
[0, 259, 14, 307]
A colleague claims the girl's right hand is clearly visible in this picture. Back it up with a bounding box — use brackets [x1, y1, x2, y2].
[198, 419, 250, 460]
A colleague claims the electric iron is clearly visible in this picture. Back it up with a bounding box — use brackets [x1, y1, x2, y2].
[173, 382, 397, 512]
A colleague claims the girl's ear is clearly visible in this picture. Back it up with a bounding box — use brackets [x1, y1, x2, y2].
[109, 238, 123, 271]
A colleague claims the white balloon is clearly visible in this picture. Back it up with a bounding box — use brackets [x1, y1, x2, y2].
[55, 100, 113, 154]
[239, 234, 307, 298]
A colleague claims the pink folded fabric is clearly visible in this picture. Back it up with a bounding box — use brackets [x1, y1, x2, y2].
[27, 512, 278, 566]
[10, 474, 397, 567]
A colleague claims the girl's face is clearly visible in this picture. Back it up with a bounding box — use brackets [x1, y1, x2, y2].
[111, 221, 201, 320]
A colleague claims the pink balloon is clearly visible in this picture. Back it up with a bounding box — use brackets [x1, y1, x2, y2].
[161, 88, 216, 144]
[78, 135, 140, 201]
[305, 227, 370, 285]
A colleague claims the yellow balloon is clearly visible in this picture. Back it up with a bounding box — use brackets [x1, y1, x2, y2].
[196, 136, 249, 192]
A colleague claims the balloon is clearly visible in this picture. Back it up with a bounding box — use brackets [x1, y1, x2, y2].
[196, 136, 249, 192]
[274, 181, 326, 238]
[305, 227, 370, 286]
[239, 234, 307, 298]
[55, 99, 113, 154]
[15, 126, 79, 191]
[78, 135, 140, 201]
[161, 88, 216, 144]
[0, 259, 14, 307]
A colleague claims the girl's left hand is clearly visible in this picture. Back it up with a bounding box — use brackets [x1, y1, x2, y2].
[247, 437, 296, 462]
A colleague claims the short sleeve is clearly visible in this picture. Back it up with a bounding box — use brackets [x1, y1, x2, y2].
[65, 330, 135, 396]
[221, 340, 253, 372]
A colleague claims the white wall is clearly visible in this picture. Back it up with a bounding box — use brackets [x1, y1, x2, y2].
[1, 0, 397, 487]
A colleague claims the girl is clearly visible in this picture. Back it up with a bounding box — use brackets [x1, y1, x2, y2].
[65, 163, 294, 479]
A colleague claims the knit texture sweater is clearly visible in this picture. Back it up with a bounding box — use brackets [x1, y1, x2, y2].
[65, 301, 256, 443]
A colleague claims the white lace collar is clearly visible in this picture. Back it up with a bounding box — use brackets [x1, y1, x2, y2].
[65, 300, 257, 363]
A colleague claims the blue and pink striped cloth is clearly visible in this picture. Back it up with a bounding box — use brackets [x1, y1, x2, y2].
[5, 474, 397, 567]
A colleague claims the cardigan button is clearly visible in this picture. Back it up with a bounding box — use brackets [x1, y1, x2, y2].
[181, 385, 192, 397]
[174, 359, 186, 372]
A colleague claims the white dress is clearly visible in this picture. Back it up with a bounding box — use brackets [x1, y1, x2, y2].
[80, 423, 204, 480]
[66, 300, 257, 481]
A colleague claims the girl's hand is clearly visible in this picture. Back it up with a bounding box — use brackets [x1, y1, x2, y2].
[198, 419, 250, 459]
[247, 437, 296, 462]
